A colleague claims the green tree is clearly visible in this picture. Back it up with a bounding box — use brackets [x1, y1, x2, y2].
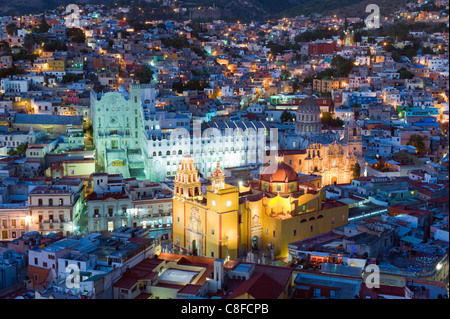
[43, 40, 67, 52]
[8, 142, 28, 156]
[331, 56, 355, 77]
[37, 14, 50, 33]
[61, 73, 84, 83]
[398, 67, 414, 79]
[407, 134, 427, 154]
[390, 125, 396, 136]
[422, 47, 434, 55]
[391, 50, 402, 62]
[292, 79, 300, 92]
[321, 112, 344, 127]
[351, 162, 361, 179]
[134, 65, 154, 84]
[67, 28, 86, 43]
[280, 110, 295, 123]
[6, 23, 18, 36]
[23, 34, 36, 53]
[0, 67, 25, 78]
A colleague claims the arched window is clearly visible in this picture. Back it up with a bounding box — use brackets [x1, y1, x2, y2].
[49, 198, 53, 206]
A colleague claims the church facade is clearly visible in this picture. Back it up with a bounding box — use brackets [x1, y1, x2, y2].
[172, 155, 349, 259]
[280, 89, 364, 186]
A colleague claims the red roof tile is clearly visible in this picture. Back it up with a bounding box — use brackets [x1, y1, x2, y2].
[226, 273, 283, 299]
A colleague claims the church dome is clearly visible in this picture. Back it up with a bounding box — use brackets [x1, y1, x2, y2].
[118, 85, 127, 93]
[261, 162, 298, 183]
[295, 85, 322, 136]
[297, 87, 321, 115]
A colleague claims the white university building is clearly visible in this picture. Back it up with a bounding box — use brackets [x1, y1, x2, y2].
[91, 84, 273, 181]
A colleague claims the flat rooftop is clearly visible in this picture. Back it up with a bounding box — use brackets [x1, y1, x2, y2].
[348, 202, 388, 221]
[233, 263, 253, 273]
[159, 268, 199, 284]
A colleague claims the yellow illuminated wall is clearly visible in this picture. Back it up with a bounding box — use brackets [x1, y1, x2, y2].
[48, 59, 66, 71]
[173, 161, 349, 259]
[172, 184, 240, 259]
[238, 191, 348, 258]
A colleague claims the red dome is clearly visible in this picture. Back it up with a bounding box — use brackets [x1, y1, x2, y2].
[260, 162, 298, 183]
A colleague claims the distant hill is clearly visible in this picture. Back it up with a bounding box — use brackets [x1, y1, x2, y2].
[0, 0, 411, 19]
[0, 0, 102, 15]
[183, 0, 408, 20]
[283, 0, 411, 18]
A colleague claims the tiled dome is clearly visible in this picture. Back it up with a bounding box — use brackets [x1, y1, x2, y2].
[261, 162, 298, 183]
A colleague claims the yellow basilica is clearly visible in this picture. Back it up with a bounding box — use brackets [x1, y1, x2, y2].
[172, 155, 349, 259]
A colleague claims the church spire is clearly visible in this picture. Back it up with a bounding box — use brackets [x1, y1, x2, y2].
[211, 161, 225, 193]
[174, 154, 201, 199]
